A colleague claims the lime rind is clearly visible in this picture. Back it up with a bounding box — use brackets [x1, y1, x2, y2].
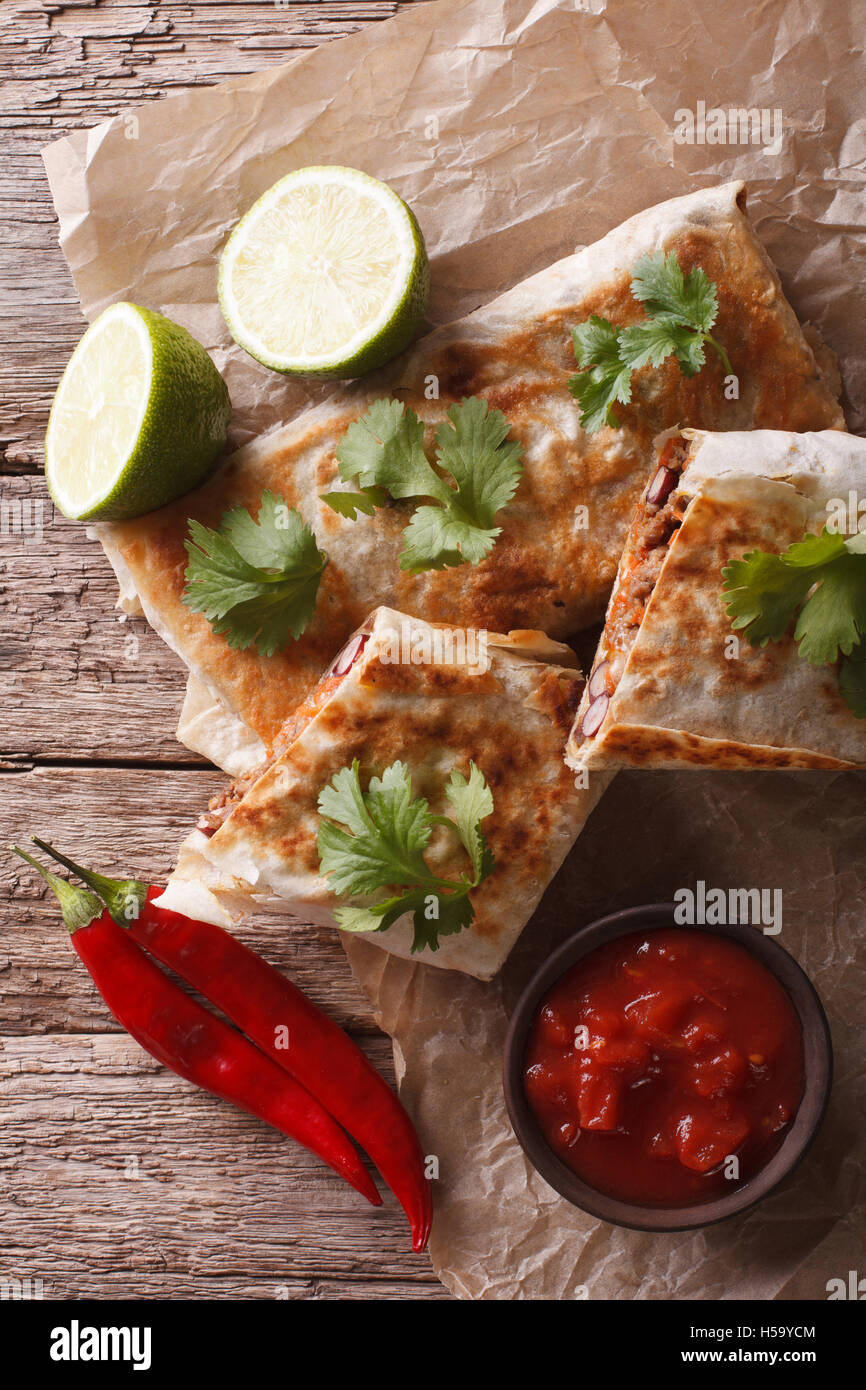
[45, 303, 231, 522]
[218, 166, 429, 380]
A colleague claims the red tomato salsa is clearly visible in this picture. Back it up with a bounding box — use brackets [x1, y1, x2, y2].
[523, 929, 805, 1207]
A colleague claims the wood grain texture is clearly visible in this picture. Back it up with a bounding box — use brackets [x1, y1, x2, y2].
[0, 0, 415, 472]
[0, 765, 392, 1036]
[1, 1033, 447, 1299]
[0, 475, 200, 763]
[1, 0, 449, 1300]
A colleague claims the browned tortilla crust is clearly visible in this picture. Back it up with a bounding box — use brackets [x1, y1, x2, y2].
[224, 661, 584, 938]
[195, 610, 598, 975]
[101, 184, 843, 746]
[568, 435, 866, 771]
[595, 724, 855, 770]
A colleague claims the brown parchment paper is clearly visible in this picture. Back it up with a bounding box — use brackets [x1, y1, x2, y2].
[43, 0, 866, 437]
[345, 771, 866, 1299]
[43, 0, 866, 1298]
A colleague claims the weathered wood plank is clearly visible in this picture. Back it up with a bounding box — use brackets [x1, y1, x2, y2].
[1, 0, 447, 1300]
[0, 765, 390, 1036]
[0, 1032, 446, 1297]
[0, 1272, 443, 1300]
[0, 475, 201, 763]
[0, 1, 419, 470]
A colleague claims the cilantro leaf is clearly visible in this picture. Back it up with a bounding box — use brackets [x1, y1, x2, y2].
[335, 398, 442, 501]
[775, 530, 848, 568]
[619, 318, 707, 377]
[317, 758, 495, 952]
[320, 486, 388, 519]
[323, 396, 523, 573]
[722, 528, 866, 718]
[434, 395, 524, 524]
[404, 891, 475, 954]
[567, 253, 731, 435]
[317, 761, 432, 894]
[794, 554, 866, 664]
[568, 317, 633, 433]
[721, 550, 816, 646]
[183, 491, 327, 656]
[399, 505, 499, 572]
[398, 397, 524, 572]
[441, 763, 496, 883]
[334, 888, 474, 955]
[571, 315, 626, 374]
[630, 251, 718, 332]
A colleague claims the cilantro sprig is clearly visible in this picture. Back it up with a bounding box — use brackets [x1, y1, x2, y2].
[317, 759, 495, 953]
[183, 491, 327, 656]
[569, 251, 732, 435]
[320, 396, 523, 573]
[722, 528, 866, 717]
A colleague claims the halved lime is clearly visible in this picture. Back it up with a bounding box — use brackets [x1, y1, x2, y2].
[45, 302, 231, 522]
[218, 166, 429, 378]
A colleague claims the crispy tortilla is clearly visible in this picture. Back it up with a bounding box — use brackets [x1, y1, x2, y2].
[93, 182, 843, 767]
[567, 430, 866, 772]
[157, 608, 611, 981]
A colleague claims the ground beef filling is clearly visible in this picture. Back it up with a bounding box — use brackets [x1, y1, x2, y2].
[579, 437, 690, 742]
[197, 746, 285, 836]
[197, 632, 370, 836]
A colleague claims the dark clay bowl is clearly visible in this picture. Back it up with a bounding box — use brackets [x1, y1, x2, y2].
[503, 904, 833, 1232]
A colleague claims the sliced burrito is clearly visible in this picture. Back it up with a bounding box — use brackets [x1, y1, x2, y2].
[157, 607, 610, 981]
[93, 182, 843, 770]
[568, 430, 866, 772]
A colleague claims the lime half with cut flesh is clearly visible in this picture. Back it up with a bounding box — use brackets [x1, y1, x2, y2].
[45, 302, 231, 522]
[218, 165, 429, 379]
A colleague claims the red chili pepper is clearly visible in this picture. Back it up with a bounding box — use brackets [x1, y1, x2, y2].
[33, 839, 433, 1253]
[12, 846, 380, 1209]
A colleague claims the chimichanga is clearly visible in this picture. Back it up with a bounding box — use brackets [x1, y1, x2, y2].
[568, 429, 866, 772]
[93, 182, 843, 770]
[158, 607, 610, 981]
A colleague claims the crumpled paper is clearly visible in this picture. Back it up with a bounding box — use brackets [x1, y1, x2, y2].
[43, 0, 866, 435]
[43, 0, 866, 1299]
[345, 770, 866, 1300]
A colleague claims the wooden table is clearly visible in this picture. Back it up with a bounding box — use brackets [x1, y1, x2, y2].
[1, 0, 447, 1301]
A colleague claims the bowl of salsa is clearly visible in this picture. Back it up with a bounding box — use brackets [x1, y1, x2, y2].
[503, 905, 832, 1231]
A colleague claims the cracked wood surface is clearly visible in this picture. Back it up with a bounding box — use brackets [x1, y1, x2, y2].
[1, 0, 447, 1301]
[1, 1032, 447, 1300]
[0, 0, 411, 472]
[1, 476, 200, 764]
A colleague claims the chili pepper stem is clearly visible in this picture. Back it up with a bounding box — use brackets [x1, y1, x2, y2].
[31, 837, 148, 928]
[10, 845, 103, 933]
